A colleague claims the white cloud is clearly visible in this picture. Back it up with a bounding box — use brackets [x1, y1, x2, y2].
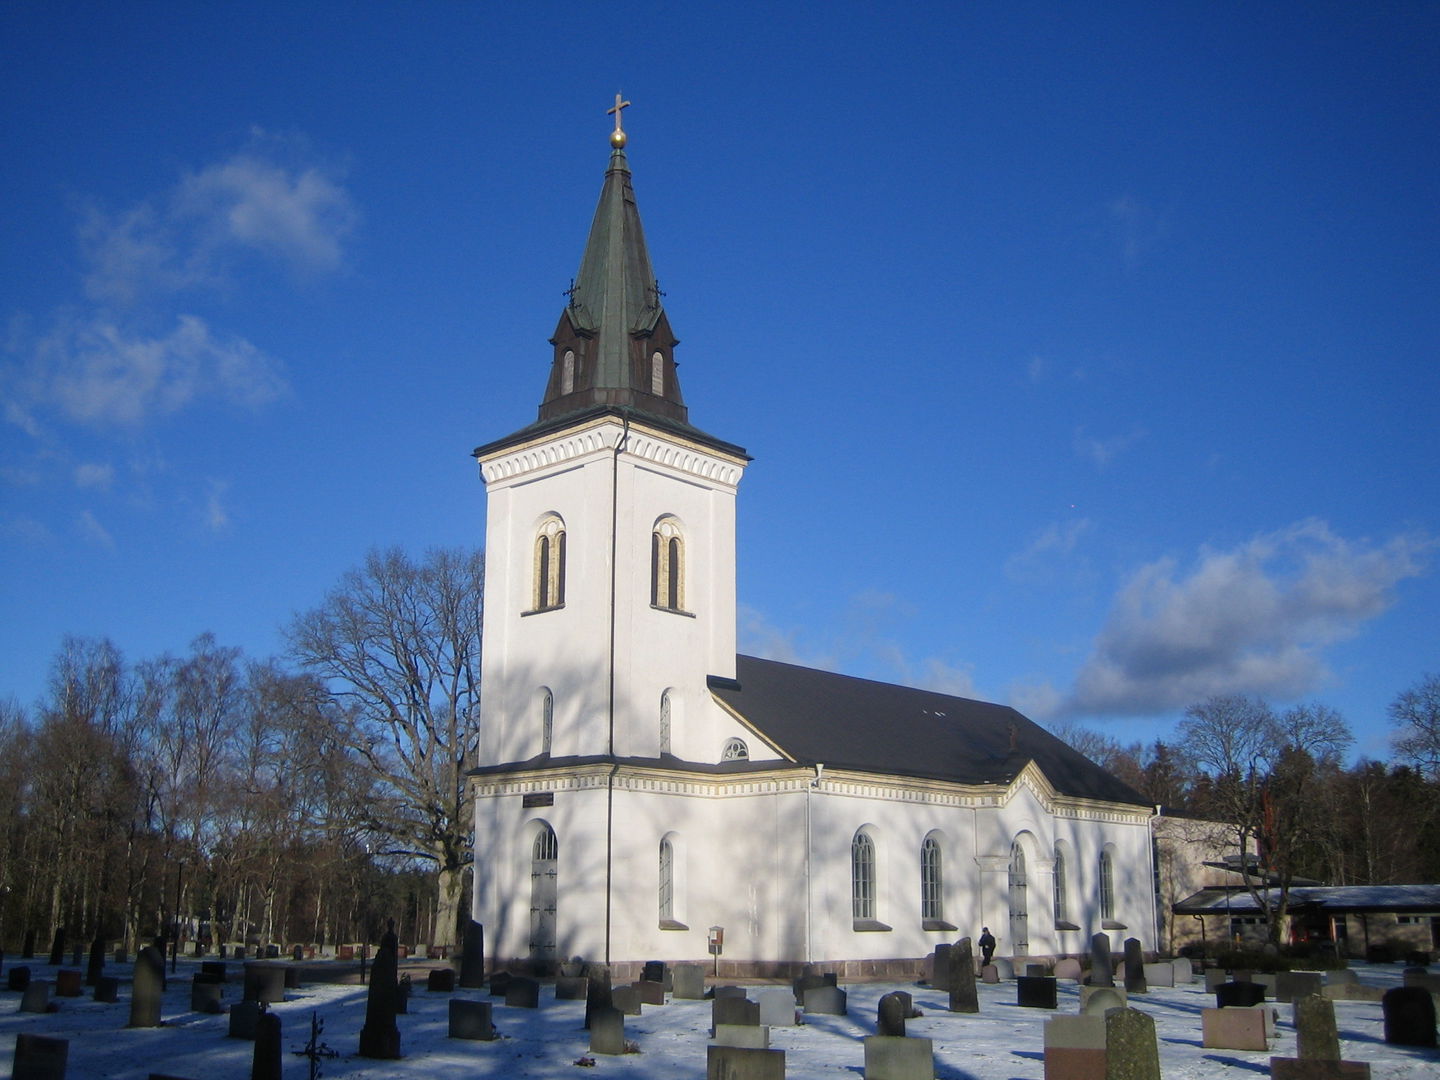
[202, 478, 230, 533]
[1074, 425, 1144, 469]
[74, 462, 115, 489]
[77, 509, 115, 550]
[0, 514, 52, 544]
[5, 313, 287, 430]
[81, 137, 356, 305]
[1005, 518, 1094, 581]
[1064, 519, 1433, 717]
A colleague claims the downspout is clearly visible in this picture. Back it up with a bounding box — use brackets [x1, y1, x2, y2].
[806, 763, 824, 963]
[604, 411, 631, 965]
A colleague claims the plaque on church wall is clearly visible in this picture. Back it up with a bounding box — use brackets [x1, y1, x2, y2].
[523, 793, 554, 808]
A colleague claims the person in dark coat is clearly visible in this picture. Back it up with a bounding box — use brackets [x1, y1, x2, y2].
[978, 927, 996, 965]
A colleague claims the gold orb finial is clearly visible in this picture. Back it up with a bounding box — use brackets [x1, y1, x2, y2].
[607, 93, 631, 149]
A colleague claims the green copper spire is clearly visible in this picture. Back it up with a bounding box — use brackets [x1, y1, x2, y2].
[538, 104, 688, 426]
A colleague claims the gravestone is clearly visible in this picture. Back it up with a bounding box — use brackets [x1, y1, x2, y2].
[8, 965, 31, 991]
[714, 1024, 770, 1049]
[243, 963, 285, 1004]
[673, 963, 705, 999]
[1018, 975, 1059, 1009]
[190, 979, 224, 1013]
[1142, 962, 1173, 988]
[1081, 986, 1127, 1016]
[228, 1000, 261, 1040]
[1217, 981, 1267, 1008]
[611, 984, 641, 1015]
[1295, 993, 1341, 1060]
[717, 984, 751, 999]
[1205, 969, 1229, 992]
[1054, 957, 1083, 982]
[87, 935, 106, 986]
[357, 922, 402, 1059]
[1324, 983, 1384, 1003]
[1325, 969, 1358, 986]
[283, 966, 300, 990]
[643, 959, 668, 986]
[555, 975, 588, 999]
[55, 969, 83, 996]
[459, 920, 485, 988]
[863, 1035, 934, 1080]
[448, 999, 496, 1041]
[488, 970, 512, 996]
[1172, 957, 1194, 984]
[635, 979, 666, 1005]
[253, 1011, 282, 1080]
[1028, 963, 1050, 977]
[1403, 967, 1440, 993]
[714, 995, 761, 1029]
[130, 946, 165, 1027]
[427, 968, 456, 992]
[1104, 1007, 1160, 1080]
[505, 974, 540, 1008]
[20, 980, 51, 1013]
[1381, 985, 1437, 1047]
[22, 928, 36, 958]
[93, 976, 119, 1003]
[584, 963, 613, 1029]
[981, 964, 1000, 983]
[804, 984, 847, 1015]
[948, 937, 978, 1013]
[792, 973, 832, 1003]
[706, 1045, 785, 1079]
[1202, 1006, 1268, 1050]
[992, 956, 1015, 980]
[1278, 971, 1324, 1003]
[877, 991, 908, 1035]
[757, 987, 797, 1027]
[201, 960, 227, 980]
[1268, 1060, 1372, 1080]
[48, 926, 66, 966]
[589, 1005, 625, 1056]
[1045, 1014, 1107, 1080]
[931, 944, 952, 990]
[12, 1033, 69, 1080]
[1089, 933, 1115, 987]
[1122, 939, 1146, 993]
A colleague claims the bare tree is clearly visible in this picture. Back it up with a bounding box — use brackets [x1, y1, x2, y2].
[1391, 674, 1440, 780]
[287, 546, 482, 949]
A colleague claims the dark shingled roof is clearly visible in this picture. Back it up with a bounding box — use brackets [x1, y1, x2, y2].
[710, 654, 1150, 806]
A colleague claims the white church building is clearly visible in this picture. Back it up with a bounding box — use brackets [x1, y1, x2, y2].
[470, 113, 1158, 978]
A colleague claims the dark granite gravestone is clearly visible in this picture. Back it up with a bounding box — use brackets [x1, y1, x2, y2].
[8, 965, 31, 991]
[877, 991, 908, 1036]
[932, 943, 952, 991]
[243, 963, 285, 1004]
[635, 979, 666, 1005]
[48, 926, 66, 966]
[714, 995, 760, 1029]
[53, 968, 79, 997]
[448, 999, 496, 1041]
[282, 966, 300, 989]
[488, 970, 512, 996]
[1296, 993, 1341, 1060]
[1268, 1059, 1372, 1080]
[505, 975, 541, 1008]
[556, 975, 588, 999]
[1122, 938, 1146, 993]
[427, 968, 456, 992]
[643, 959, 666, 983]
[1382, 985, 1437, 1047]
[803, 984, 847, 1015]
[253, 1011, 282, 1080]
[19, 980, 51, 1013]
[949, 936, 979, 1013]
[792, 972, 833, 1003]
[94, 976, 119, 1002]
[673, 962, 705, 999]
[459, 920, 485, 989]
[130, 946, 165, 1027]
[1278, 971, 1325, 1003]
[706, 1044, 785, 1079]
[22, 928, 36, 958]
[1018, 975, 1059, 1009]
[716, 985, 750, 999]
[12, 1032, 69, 1080]
[612, 984, 642, 1016]
[1216, 981, 1267, 1008]
[87, 935, 106, 986]
[584, 963, 613, 1030]
[201, 960, 227, 980]
[228, 1000, 261, 1040]
[357, 922, 402, 1059]
[292, 945, 304, 962]
[1105, 1007, 1161, 1080]
[864, 1035, 934, 1079]
[1089, 933, 1115, 988]
[590, 1005, 626, 1056]
[189, 977, 223, 1013]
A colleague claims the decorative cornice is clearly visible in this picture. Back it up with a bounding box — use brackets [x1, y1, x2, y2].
[479, 415, 746, 488]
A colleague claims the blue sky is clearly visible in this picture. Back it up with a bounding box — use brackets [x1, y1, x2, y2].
[3, 2, 1437, 760]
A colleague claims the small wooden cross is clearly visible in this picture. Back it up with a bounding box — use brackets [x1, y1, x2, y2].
[608, 93, 632, 135]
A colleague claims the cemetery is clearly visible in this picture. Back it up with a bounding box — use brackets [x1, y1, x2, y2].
[2, 942, 1436, 1079]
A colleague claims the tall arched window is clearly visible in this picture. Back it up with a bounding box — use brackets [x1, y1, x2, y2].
[852, 830, 876, 920]
[921, 833, 944, 922]
[533, 516, 566, 611]
[1053, 844, 1069, 924]
[1009, 840, 1030, 955]
[651, 351, 665, 396]
[650, 517, 684, 612]
[561, 349, 575, 395]
[1099, 848, 1116, 921]
[530, 822, 558, 970]
[539, 687, 554, 754]
[658, 837, 674, 921]
[659, 689, 673, 755]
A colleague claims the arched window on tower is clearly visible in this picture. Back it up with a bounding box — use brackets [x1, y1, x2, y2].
[651, 351, 664, 396]
[533, 516, 566, 612]
[650, 517, 684, 612]
[539, 687, 553, 755]
[561, 349, 576, 395]
[659, 689, 673, 755]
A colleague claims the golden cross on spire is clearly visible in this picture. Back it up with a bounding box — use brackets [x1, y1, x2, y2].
[608, 92, 631, 148]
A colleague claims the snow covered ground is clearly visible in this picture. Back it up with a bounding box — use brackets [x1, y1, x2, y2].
[2, 957, 1436, 1079]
